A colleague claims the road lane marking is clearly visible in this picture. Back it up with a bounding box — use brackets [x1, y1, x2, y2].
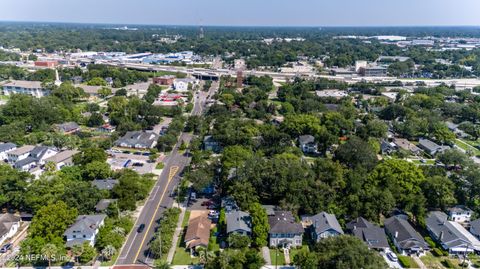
[133, 166, 180, 262]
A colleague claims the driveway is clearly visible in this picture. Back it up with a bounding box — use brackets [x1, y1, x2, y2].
[380, 252, 402, 269]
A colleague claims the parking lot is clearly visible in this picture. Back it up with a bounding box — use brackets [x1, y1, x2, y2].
[107, 150, 157, 174]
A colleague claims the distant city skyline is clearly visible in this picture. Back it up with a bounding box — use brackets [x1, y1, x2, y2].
[1, 0, 480, 27]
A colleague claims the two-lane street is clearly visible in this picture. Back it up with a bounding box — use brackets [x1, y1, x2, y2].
[116, 81, 218, 266]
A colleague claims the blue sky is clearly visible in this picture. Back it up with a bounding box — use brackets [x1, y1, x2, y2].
[0, 0, 479, 26]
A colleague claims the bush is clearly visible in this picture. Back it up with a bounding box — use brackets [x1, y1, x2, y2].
[425, 236, 436, 248]
[398, 256, 418, 268]
[156, 162, 164, 169]
[432, 248, 444, 257]
[442, 259, 455, 268]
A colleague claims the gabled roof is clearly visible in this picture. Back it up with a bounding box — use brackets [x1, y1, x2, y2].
[347, 217, 388, 249]
[384, 215, 428, 250]
[426, 211, 480, 250]
[184, 216, 211, 249]
[115, 131, 159, 148]
[448, 205, 472, 215]
[44, 150, 79, 164]
[226, 210, 251, 234]
[64, 214, 106, 237]
[298, 135, 315, 145]
[9, 145, 35, 156]
[14, 157, 37, 169]
[0, 143, 16, 153]
[3, 80, 43, 89]
[269, 211, 304, 235]
[346, 217, 374, 231]
[91, 179, 119, 190]
[470, 219, 480, 237]
[55, 122, 80, 133]
[0, 213, 20, 237]
[30, 146, 55, 160]
[306, 212, 344, 235]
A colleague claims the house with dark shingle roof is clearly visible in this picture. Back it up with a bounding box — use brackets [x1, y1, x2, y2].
[269, 211, 304, 248]
[470, 219, 480, 240]
[302, 212, 343, 242]
[226, 210, 251, 237]
[426, 211, 480, 254]
[346, 217, 389, 251]
[384, 215, 429, 255]
[64, 214, 106, 247]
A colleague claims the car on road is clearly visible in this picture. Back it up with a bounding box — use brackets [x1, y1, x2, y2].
[137, 224, 146, 233]
[387, 251, 398, 262]
[0, 243, 12, 253]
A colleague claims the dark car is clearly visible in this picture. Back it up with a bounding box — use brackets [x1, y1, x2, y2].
[0, 243, 12, 253]
[137, 224, 146, 233]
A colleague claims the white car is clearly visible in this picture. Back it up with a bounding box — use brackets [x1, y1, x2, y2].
[387, 251, 398, 262]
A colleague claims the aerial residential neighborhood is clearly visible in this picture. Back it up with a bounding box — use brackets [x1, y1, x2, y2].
[0, 1, 480, 269]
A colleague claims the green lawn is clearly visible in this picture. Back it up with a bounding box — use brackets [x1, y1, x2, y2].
[208, 226, 221, 252]
[398, 255, 419, 268]
[456, 139, 480, 155]
[421, 253, 466, 269]
[270, 249, 286, 266]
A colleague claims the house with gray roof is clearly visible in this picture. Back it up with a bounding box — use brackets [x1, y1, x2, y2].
[384, 215, 429, 255]
[13, 146, 57, 172]
[418, 138, 450, 156]
[54, 122, 80, 134]
[7, 145, 35, 164]
[426, 211, 480, 254]
[448, 205, 473, 224]
[226, 210, 251, 237]
[346, 217, 389, 250]
[95, 199, 116, 212]
[0, 143, 16, 161]
[269, 211, 304, 248]
[114, 131, 159, 149]
[0, 213, 21, 245]
[302, 212, 343, 242]
[44, 150, 79, 170]
[91, 179, 119, 191]
[298, 135, 318, 154]
[469, 219, 480, 240]
[64, 214, 106, 247]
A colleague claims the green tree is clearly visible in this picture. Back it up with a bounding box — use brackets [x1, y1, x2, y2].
[227, 233, 251, 249]
[84, 161, 112, 180]
[29, 201, 77, 242]
[98, 87, 113, 98]
[334, 136, 377, 170]
[249, 202, 269, 247]
[304, 235, 387, 269]
[87, 77, 107, 86]
[78, 242, 97, 264]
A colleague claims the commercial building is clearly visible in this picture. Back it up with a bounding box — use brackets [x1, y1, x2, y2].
[153, 75, 176, 86]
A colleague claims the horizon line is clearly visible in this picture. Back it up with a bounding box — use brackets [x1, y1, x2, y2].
[1, 20, 480, 29]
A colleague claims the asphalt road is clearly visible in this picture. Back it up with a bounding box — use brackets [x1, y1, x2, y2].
[116, 83, 217, 266]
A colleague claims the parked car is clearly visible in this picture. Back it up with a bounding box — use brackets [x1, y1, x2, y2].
[137, 224, 146, 233]
[387, 251, 398, 262]
[190, 192, 197, 200]
[0, 243, 12, 253]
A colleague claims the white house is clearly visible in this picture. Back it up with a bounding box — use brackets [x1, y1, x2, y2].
[2, 80, 49, 98]
[7, 145, 35, 164]
[0, 214, 21, 245]
[64, 214, 106, 247]
[44, 150, 79, 170]
[173, 78, 197, 92]
[448, 206, 473, 224]
[0, 143, 16, 161]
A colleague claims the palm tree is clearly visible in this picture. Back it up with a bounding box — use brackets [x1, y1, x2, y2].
[41, 243, 58, 269]
[101, 245, 116, 261]
[198, 248, 215, 265]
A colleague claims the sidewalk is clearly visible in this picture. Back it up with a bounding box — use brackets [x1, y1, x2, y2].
[166, 201, 188, 263]
[262, 247, 272, 265]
